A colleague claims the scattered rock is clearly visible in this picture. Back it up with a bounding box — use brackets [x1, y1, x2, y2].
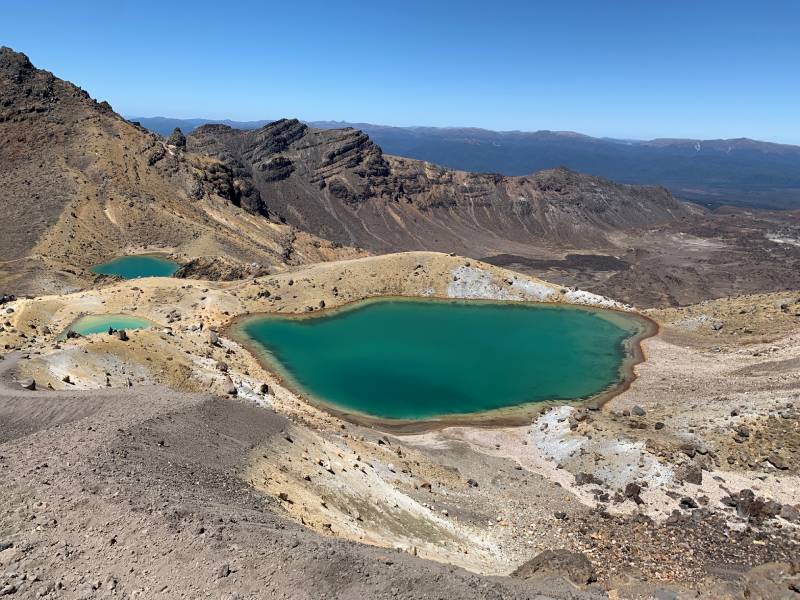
[116, 329, 129, 342]
[722, 489, 782, 521]
[631, 405, 646, 416]
[20, 378, 36, 390]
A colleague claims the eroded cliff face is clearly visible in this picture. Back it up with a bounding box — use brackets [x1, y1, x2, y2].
[188, 119, 694, 255]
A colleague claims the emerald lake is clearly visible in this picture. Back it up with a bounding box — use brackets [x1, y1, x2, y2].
[237, 299, 649, 421]
[91, 255, 179, 279]
[63, 314, 153, 338]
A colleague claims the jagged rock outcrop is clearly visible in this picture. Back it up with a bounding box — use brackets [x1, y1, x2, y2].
[166, 127, 186, 149]
[188, 119, 696, 255]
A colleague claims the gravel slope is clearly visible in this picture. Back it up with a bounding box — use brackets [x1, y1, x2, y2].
[0, 354, 602, 599]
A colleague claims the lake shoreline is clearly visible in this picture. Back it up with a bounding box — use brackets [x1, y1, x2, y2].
[227, 295, 658, 432]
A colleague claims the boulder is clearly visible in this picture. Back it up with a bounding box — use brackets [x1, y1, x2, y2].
[624, 482, 643, 504]
[779, 504, 800, 523]
[681, 465, 703, 485]
[512, 549, 597, 586]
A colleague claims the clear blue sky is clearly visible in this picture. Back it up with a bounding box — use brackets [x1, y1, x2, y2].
[2, 0, 799, 142]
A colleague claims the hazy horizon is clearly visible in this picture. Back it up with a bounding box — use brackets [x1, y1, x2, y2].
[3, 0, 799, 144]
[125, 114, 800, 145]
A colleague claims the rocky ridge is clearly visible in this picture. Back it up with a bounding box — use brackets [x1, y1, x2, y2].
[187, 120, 694, 254]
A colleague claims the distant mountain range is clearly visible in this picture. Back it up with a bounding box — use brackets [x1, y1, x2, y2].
[131, 116, 800, 210]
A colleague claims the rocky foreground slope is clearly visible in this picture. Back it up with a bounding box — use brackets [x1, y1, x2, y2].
[0, 252, 798, 598]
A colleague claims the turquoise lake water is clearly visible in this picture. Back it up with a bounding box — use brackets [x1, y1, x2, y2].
[64, 314, 153, 338]
[91, 255, 179, 279]
[238, 299, 645, 420]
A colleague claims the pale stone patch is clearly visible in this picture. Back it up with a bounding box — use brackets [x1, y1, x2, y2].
[564, 289, 630, 310]
[446, 266, 555, 301]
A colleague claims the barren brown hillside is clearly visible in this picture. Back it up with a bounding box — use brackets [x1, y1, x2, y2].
[0, 47, 360, 295]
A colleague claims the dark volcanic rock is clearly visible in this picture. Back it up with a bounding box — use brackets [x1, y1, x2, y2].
[260, 156, 294, 181]
[722, 489, 784, 521]
[512, 549, 597, 586]
[166, 127, 186, 149]
[624, 482, 644, 504]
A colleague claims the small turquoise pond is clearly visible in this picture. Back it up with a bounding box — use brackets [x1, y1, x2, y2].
[64, 314, 153, 338]
[91, 255, 179, 279]
[237, 299, 649, 421]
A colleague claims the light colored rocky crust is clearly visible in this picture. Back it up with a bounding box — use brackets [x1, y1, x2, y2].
[1, 252, 799, 598]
